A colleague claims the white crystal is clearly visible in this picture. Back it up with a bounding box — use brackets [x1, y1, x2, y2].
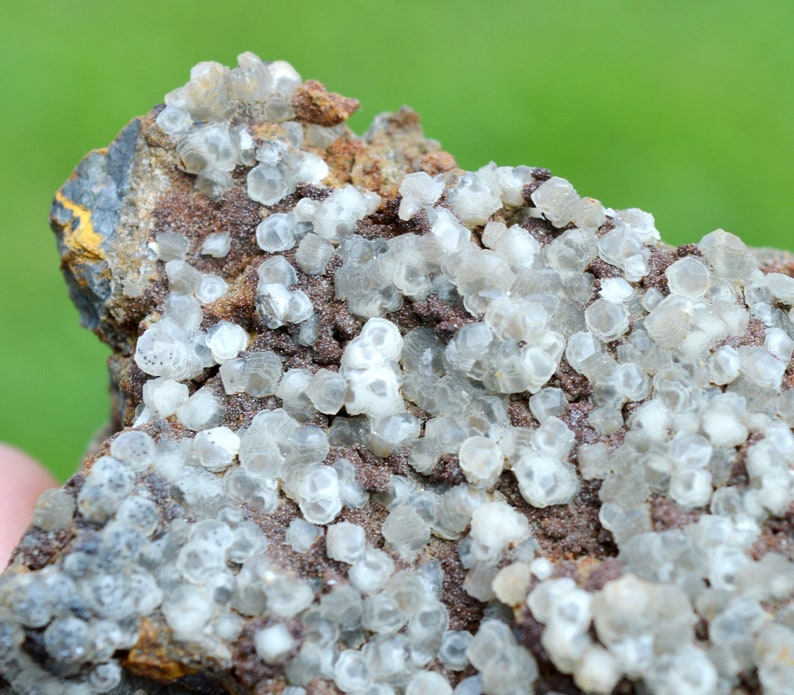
[205, 321, 249, 363]
[326, 522, 366, 564]
[398, 172, 443, 220]
[256, 213, 298, 252]
[201, 232, 231, 258]
[469, 501, 530, 563]
[585, 299, 629, 342]
[514, 452, 580, 508]
[176, 387, 222, 431]
[305, 369, 348, 415]
[194, 426, 240, 472]
[254, 624, 295, 664]
[666, 256, 711, 298]
[458, 436, 503, 489]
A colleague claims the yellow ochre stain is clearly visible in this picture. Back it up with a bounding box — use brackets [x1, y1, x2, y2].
[55, 189, 105, 261]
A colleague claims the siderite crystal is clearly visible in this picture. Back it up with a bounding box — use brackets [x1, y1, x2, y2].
[4, 53, 794, 695]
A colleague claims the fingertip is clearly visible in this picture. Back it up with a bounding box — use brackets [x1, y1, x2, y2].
[0, 444, 57, 567]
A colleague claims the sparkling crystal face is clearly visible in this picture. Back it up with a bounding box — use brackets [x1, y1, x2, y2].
[5, 51, 794, 695]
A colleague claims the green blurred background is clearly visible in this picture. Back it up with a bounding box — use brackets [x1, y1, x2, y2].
[2, 0, 793, 481]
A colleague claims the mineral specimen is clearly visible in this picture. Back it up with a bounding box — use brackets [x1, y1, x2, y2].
[2, 52, 794, 694]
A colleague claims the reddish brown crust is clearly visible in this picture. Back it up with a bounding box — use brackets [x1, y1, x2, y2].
[292, 80, 360, 127]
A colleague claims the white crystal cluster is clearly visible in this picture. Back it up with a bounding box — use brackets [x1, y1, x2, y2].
[158, 53, 333, 202]
[4, 53, 794, 695]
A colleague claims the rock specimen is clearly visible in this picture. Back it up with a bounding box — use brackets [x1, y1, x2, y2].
[3, 53, 794, 695]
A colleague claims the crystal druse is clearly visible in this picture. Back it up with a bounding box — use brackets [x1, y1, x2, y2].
[3, 53, 794, 694]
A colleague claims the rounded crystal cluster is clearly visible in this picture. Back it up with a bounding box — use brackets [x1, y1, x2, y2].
[5, 52, 794, 695]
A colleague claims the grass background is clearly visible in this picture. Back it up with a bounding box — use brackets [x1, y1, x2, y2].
[1, 0, 793, 481]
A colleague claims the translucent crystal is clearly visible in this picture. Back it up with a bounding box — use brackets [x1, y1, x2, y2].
[88, 660, 122, 692]
[666, 256, 711, 298]
[482, 222, 540, 270]
[467, 619, 538, 692]
[247, 164, 290, 206]
[156, 105, 192, 135]
[766, 272, 794, 303]
[362, 592, 406, 635]
[565, 331, 602, 373]
[446, 165, 502, 227]
[645, 295, 693, 349]
[514, 452, 580, 508]
[314, 185, 381, 243]
[698, 228, 757, 283]
[165, 61, 234, 121]
[43, 617, 93, 663]
[196, 169, 232, 201]
[573, 644, 621, 695]
[344, 366, 404, 419]
[256, 213, 298, 252]
[439, 630, 473, 671]
[766, 326, 794, 363]
[406, 671, 452, 695]
[32, 489, 76, 532]
[197, 274, 228, 304]
[296, 233, 335, 275]
[305, 369, 348, 414]
[585, 298, 629, 342]
[304, 122, 344, 148]
[176, 387, 222, 431]
[266, 576, 314, 618]
[398, 171, 443, 220]
[194, 426, 240, 472]
[143, 377, 189, 417]
[298, 465, 342, 525]
[321, 584, 363, 629]
[286, 518, 322, 553]
[382, 505, 430, 560]
[176, 538, 225, 582]
[739, 346, 785, 389]
[201, 231, 231, 258]
[135, 318, 200, 380]
[334, 649, 372, 692]
[110, 430, 155, 472]
[205, 321, 249, 363]
[545, 228, 598, 273]
[429, 207, 472, 253]
[115, 496, 159, 537]
[161, 584, 214, 639]
[222, 350, 283, 398]
[531, 177, 581, 228]
[532, 416, 575, 459]
[647, 645, 718, 695]
[326, 522, 366, 564]
[177, 124, 237, 174]
[599, 277, 634, 303]
[155, 230, 189, 261]
[77, 456, 136, 523]
[597, 225, 650, 280]
[258, 255, 298, 286]
[458, 436, 503, 489]
[350, 548, 395, 595]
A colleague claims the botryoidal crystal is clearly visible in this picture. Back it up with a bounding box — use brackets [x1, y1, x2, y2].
[3, 54, 794, 695]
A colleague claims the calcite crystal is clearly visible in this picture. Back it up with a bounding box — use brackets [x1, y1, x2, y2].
[3, 54, 794, 695]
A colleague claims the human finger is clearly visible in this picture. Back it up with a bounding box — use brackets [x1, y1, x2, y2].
[0, 444, 57, 566]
